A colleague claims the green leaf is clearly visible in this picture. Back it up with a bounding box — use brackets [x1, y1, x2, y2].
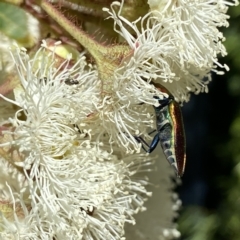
[0, 2, 28, 41]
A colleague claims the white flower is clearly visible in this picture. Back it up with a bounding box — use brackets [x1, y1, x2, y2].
[149, 0, 238, 74]
[103, 0, 238, 101]
[0, 149, 154, 239]
[25, 12, 40, 46]
[0, 33, 16, 73]
[0, 43, 164, 239]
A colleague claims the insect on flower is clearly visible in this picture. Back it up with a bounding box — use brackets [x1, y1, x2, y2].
[135, 83, 186, 177]
[65, 77, 79, 85]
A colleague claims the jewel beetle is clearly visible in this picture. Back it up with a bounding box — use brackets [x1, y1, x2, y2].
[135, 83, 186, 177]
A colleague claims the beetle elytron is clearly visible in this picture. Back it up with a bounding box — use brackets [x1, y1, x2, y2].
[135, 83, 186, 177]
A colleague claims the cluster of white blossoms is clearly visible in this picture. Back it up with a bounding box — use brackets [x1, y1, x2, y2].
[0, 0, 238, 239]
[0, 42, 154, 239]
[105, 0, 238, 101]
[96, 0, 238, 156]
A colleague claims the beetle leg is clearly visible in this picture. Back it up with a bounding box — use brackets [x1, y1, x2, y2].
[147, 133, 160, 153]
[134, 136, 151, 152]
[148, 129, 156, 135]
[135, 132, 160, 153]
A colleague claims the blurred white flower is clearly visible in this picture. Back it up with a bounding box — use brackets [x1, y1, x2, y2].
[0, 33, 16, 73]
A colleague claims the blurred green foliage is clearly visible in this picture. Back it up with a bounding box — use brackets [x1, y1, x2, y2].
[0, 2, 28, 40]
[178, 4, 240, 240]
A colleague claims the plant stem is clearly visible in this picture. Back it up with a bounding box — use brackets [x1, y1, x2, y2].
[40, 0, 132, 95]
